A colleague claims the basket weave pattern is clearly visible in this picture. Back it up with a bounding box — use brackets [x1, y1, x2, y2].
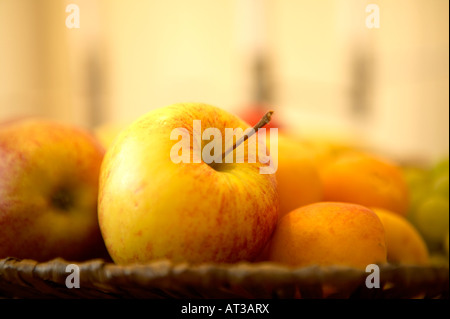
[0, 257, 448, 299]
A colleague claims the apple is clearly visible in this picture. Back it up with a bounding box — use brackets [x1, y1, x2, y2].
[414, 195, 449, 251]
[98, 102, 279, 264]
[429, 253, 449, 267]
[238, 105, 283, 130]
[404, 158, 449, 254]
[0, 118, 109, 262]
[430, 157, 449, 180]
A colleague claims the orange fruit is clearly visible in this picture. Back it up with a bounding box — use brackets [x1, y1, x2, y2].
[274, 133, 323, 218]
[372, 207, 429, 265]
[267, 202, 387, 270]
[319, 152, 409, 217]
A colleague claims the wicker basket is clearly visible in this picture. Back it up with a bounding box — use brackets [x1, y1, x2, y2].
[0, 257, 448, 299]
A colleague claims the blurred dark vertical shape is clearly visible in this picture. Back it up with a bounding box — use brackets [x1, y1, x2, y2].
[350, 46, 375, 120]
[252, 54, 273, 108]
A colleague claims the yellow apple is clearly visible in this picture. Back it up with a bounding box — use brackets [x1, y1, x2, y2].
[0, 118, 109, 261]
[98, 102, 279, 264]
[372, 207, 430, 265]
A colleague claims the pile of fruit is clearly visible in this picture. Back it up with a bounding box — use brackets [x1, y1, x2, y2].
[0, 103, 448, 279]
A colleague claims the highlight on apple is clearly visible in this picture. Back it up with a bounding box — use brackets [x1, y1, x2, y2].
[169, 120, 278, 174]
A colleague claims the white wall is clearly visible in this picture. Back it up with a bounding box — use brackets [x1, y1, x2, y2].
[0, 0, 448, 163]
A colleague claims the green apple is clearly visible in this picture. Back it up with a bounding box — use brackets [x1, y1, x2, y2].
[98, 103, 279, 264]
[0, 118, 109, 261]
[407, 184, 431, 225]
[402, 166, 428, 189]
[429, 253, 449, 267]
[430, 158, 449, 180]
[414, 195, 449, 251]
[431, 170, 449, 198]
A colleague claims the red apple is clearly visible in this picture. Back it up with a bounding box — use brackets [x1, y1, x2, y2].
[238, 105, 283, 130]
[0, 118, 109, 261]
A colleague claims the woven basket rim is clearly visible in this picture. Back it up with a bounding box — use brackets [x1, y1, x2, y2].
[0, 257, 448, 299]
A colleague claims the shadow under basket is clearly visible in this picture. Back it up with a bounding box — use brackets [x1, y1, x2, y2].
[0, 257, 448, 299]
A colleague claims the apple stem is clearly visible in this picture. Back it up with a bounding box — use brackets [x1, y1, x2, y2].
[211, 110, 274, 166]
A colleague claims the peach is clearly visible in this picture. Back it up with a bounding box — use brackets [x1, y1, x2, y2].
[274, 133, 323, 218]
[319, 152, 409, 217]
[267, 202, 387, 269]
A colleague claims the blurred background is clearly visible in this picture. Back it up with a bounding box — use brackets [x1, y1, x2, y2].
[0, 0, 448, 164]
